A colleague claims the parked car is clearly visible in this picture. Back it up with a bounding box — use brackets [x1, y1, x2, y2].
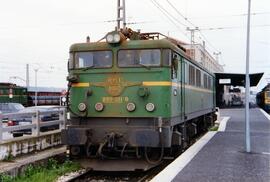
[0, 103, 25, 114]
[0, 103, 25, 123]
[7, 106, 62, 137]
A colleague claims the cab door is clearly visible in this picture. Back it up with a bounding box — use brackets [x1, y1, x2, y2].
[172, 53, 183, 122]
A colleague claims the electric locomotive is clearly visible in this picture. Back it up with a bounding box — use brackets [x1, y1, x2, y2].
[62, 28, 216, 168]
[257, 84, 270, 112]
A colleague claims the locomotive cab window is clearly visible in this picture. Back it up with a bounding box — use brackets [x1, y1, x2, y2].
[118, 49, 161, 67]
[162, 49, 171, 66]
[68, 53, 74, 69]
[75, 51, 112, 69]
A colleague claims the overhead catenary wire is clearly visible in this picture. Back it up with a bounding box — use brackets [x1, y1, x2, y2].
[200, 24, 270, 31]
[165, 0, 197, 28]
[165, 0, 221, 53]
[188, 11, 270, 19]
[149, 0, 190, 40]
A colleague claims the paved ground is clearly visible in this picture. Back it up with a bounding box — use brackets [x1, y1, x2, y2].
[173, 108, 270, 182]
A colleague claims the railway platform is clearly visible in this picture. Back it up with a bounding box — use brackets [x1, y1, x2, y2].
[152, 108, 270, 182]
[0, 146, 65, 176]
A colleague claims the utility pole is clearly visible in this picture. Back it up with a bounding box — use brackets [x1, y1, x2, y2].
[117, 0, 126, 30]
[186, 27, 199, 45]
[245, 0, 251, 153]
[186, 27, 199, 60]
[34, 68, 39, 106]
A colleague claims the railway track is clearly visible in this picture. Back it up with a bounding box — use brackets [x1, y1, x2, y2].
[59, 131, 208, 182]
[62, 160, 170, 182]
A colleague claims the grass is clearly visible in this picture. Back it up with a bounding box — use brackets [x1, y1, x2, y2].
[209, 125, 219, 131]
[2, 154, 14, 162]
[0, 158, 81, 182]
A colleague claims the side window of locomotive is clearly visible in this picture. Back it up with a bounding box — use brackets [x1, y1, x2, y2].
[163, 49, 171, 66]
[203, 74, 208, 89]
[184, 61, 188, 84]
[209, 76, 213, 89]
[207, 75, 211, 89]
[75, 51, 112, 68]
[189, 65, 195, 85]
[68, 53, 74, 69]
[195, 69, 201, 87]
[118, 49, 161, 67]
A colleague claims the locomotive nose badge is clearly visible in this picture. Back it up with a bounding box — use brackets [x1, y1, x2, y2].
[92, 75, 141, 96]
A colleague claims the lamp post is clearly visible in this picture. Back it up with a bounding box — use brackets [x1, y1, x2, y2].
[245, 0, 251, 153]
[34, 68, 39, 106]
[9, 76, 26, 87]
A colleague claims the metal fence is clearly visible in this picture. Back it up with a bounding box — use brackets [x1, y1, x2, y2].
[0, 107, 66, 142]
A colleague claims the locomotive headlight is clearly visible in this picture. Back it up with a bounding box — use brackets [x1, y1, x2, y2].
[106, 34, 114, 43]
[126, 102, 136, 112]
[95, 102, 104, 112]
[146, 103, 155, 112]
[106, 31, 124, 44]
[113, 34, 121, 42]
[78, 102, 87, 112]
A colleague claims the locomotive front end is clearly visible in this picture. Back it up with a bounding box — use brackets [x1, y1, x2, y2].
[62, 30, 177, 161]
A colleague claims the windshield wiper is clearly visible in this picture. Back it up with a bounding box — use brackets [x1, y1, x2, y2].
[82, 65, 94, 71]
[138, 63, 151, 70]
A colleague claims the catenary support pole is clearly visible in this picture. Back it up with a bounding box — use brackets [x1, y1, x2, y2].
[34, 68, 38, 106]
[245, 0, 251, 153]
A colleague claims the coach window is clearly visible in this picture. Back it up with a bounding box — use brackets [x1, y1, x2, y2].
[163, 49, 171, 66]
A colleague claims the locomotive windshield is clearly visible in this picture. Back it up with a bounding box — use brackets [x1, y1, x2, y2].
[74, 51, 112, 68]
[266, 91, 270, 98]
[118, 49, 161, 67]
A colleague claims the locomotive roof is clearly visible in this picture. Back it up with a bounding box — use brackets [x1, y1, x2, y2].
[70, 38, 214, 76]
[70, 39, 178, 52]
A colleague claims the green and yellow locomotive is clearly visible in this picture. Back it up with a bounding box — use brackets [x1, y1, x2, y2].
[0, 83, 27, 106]
[62, 28, 216, 166]
[257, 84, 270, 113]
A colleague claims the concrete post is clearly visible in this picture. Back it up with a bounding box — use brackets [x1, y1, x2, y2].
[59, 109, 67, 130]
[32, 110, 40, 137]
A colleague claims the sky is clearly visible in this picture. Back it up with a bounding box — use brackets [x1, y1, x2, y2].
[0, 0, 269, 91]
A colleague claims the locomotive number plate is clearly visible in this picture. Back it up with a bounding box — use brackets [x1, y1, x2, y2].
[102, 96, 129, 103]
